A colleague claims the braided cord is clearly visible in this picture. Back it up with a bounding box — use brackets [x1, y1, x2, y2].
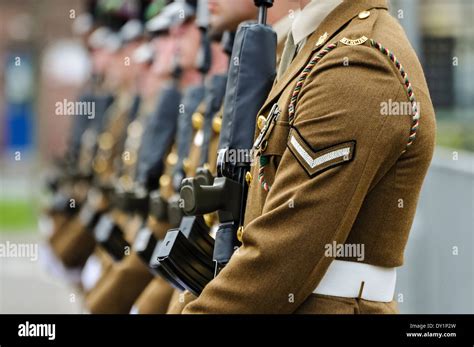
[258, 155, 271, 192]
[289, 40, 419, 149]
[259, 39, 420, 192]
[288, 43, 338, 123]
[369, 39, 420, 150]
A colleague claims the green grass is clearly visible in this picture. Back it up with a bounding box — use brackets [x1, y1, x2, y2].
[435, 109, 474, 152]
[0, 200, 37, 232]
[436, 121, 474, 152]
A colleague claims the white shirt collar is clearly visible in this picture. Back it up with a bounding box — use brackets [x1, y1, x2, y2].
[291, 0, 343, 46]
[272, 9, 300, 45]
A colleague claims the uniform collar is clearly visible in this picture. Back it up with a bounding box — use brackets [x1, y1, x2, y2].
[291, 0, 343, 47]
[261, 0, 389, 112]
[273, 10, 299, 47]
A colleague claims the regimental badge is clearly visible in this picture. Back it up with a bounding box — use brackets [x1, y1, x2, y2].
[287, 128, 356, 177]
[315, 32, 328, 48]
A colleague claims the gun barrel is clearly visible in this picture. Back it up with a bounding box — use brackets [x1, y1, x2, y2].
[255, 0, 274, 25]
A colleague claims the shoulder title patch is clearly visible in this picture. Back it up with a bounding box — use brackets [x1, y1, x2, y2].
[287, 129, 355, 177]
[340, 36, 368, 46]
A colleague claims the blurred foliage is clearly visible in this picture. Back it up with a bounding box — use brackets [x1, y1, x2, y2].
[0, 200, 36, 232]
[435, 108, 474, 152]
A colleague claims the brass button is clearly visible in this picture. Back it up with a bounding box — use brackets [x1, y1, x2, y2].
[127, 120, 143, 138]
[159, 174, 171, 188]
[358, 10, 370, 19]
[212, 116, 222, 133]
[183, 158, 191, 173]
[257, 115, 267, 130]
[92, 157, 107, 173]
[192, 112, 204, 130]
[237, 226, 244, 243]
[98, 132, 114, 150]
[203, 213, 215, 227]
[245, 171, 252, 185]
[166, 152, 178, 166]
[118, 175, 133, 191]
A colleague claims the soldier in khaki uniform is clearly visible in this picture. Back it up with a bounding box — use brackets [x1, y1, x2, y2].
[82, 38, 161, 306]
[49, 26, 140, 270]
[40, 6, 112, 283]
[181, 0, 436, 314]
[132, 35, 230, 314]
[86, 2, 204, 314]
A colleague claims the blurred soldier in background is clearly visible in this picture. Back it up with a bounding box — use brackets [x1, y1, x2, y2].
[81, 9, 160, 302]
[40, 0, 119, 283]
[131, 0, 231, 314]
[47, 0, 147, 271]
[85, 0, 210, 314]
[208, 0, 300, 61]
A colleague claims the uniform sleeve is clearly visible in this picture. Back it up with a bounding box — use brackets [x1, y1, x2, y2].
[183, 45, 412, 314]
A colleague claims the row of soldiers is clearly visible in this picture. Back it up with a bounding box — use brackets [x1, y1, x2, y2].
[42, 0, 294, 314]
[42, 0, 436, 314]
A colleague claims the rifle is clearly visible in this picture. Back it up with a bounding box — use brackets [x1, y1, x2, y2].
[148, 72, 228, 288]
[44, 88, 114, 215]
[156, 0, 277, 296]
[92, 76, 182, 261]
[135, 0, 217, 271]
[134, 83, 205, 266]
[94, 0, 205, 262]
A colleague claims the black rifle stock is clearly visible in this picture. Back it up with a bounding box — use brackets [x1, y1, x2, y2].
[91, 76, 181, 261]
[157, 0, 277, 294]
[135, 1, 215, 278]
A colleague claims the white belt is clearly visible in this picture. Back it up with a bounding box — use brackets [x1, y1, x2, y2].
[313, 260, 397, 302]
